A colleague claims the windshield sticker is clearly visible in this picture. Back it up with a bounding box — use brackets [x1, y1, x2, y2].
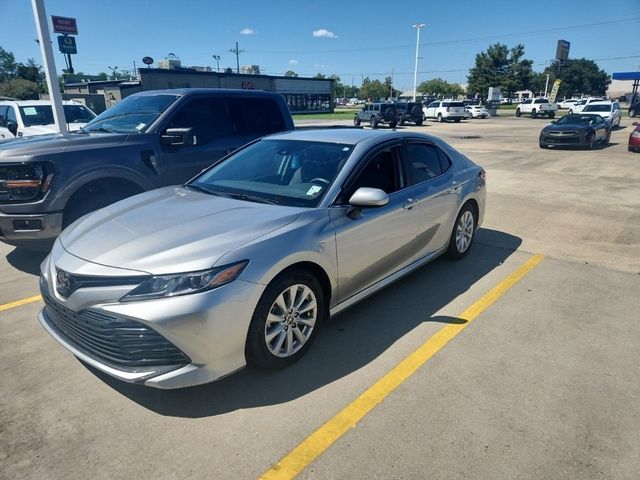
[306, 185, 322, 196]
[135, 123, 146, 131]
[23, 107, 38, 115]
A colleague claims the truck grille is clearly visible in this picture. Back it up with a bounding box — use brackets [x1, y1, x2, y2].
[41, 291, 190, 372]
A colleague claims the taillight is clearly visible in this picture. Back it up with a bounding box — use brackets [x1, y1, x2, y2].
[479, 169, 486, 180]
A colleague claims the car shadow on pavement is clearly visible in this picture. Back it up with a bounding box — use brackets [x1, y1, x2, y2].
[6, 247, 48, 276]
[86, 227, 522, 418]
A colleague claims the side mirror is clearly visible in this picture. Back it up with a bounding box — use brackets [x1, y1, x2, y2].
[348, 187, 389, 207]
[6, 120, 18, 136]
[161, 127, 195, 147]
[633, 122, 638, 126]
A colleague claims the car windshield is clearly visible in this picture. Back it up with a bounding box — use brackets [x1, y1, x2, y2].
[583, 105, 611, 112]
[18, 104, 96, 127]
[81, 94, 179, 133]
[555, 115, 600, 125]
[190, 139, 353, 208]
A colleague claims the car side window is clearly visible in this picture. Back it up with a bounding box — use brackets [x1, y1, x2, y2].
[428, 102, 438, 108]
[344, 146, 402, 200]
[227, 97, 286, 136]
[6, 106, 17, 124]
[0, 106, 7, 126]
[167, 97, 233, 146]
[404, 143, 444, 185]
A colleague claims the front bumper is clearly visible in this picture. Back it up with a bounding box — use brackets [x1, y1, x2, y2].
[39, 249, 266, 389]
[0, 211, 62, 246]
[540, 134, 588, 146]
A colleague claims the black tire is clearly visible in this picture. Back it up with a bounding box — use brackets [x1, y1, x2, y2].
[587, 132, 596, 150]
[531, 109, 537, 119]
[446, 203, 477, 260]
[630, 108, 636, 118]
[415, 118, 423, 126]
[515, 108, 521, 117]
[454, 118, 461, 123]
[397, 114, 405, 126]
[568, 109, 574, 114]
[548, 112, 555, 119]
[383, 107, 396, 122]
[245, 269, 326, 370]
[370, 116, 378, 129]
[354, 116, 361, 126]
[603, 131, 611, 146]
[437, 113, 444, 123]
[389, 121, 398, 129]
[63, 192, 115, 228]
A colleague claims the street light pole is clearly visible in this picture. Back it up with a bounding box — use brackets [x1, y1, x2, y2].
[212, 54, 220, 72]
[544, 73, 550, 97]
[412, 23, 425, 102]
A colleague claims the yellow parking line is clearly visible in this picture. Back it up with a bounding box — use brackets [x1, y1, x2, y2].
[260, 253, 545, 480]
[0, 295, 42, 313]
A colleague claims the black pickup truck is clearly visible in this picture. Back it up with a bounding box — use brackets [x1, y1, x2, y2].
[0, 88, 294, 249]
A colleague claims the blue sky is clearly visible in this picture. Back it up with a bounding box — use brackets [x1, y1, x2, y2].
[1, 0, 638, 90]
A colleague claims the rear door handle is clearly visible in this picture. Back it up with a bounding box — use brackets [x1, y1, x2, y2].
[403, 198, 419, 209]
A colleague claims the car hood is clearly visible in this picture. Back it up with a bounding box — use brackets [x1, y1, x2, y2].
[0, 131, 130, 160]
[59, 186, 306, 274]
[22, 123, 85, 136]
[543, 123, 592, 132]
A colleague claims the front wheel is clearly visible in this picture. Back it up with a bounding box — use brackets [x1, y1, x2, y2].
[446, 204, 477, 260]
[454, 118, 461, 123]
[531, 109, 537, 119]
[397, 114, 405, 126]
[515, 108, 521, 117]
[370, 116, 378, 129]
[245, 269, 326, 369]
[548, 112, 555, 119]
[437, 113, 444, 123]
[415, 118, 423, 126]
[354, 116, 361, 126]
[630, 108, 636, 118]
[587, 133, 596, 150]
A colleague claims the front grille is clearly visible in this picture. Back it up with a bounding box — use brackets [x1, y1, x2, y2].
[41, 291, 190, 372]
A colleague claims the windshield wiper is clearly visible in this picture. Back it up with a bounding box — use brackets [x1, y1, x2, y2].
[184, 184, 222, 196]
[82, 126, 117, 134]
[222, 192, 279, 205]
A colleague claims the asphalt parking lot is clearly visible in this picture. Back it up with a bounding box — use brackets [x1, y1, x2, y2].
[1, 115, 639, 479]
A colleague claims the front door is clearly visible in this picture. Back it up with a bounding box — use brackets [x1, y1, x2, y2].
[330, 143, 421, 302]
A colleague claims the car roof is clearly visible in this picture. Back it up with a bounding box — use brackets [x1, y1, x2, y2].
[585, 101, 612, 105]
[0, 100, 83, 106]
[129, 88, 281, 98]
[266, 128, 440, 146]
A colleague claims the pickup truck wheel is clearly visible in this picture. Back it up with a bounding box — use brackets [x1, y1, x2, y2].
[370, 116, 378, 129]
[515, 108, 521, 117]
[437, 113, 444, 123]
[415, 118, 423, 126]
[354, 116, 361, 126]
[630, 108, 637, 118]
[531, 109, 537, 119]
[548, 112, 555, 119]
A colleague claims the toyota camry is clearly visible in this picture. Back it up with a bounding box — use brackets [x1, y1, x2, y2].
[38, 129, 486, 389]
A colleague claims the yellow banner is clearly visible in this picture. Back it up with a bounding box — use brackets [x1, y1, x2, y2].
[549, 79, 562, 103]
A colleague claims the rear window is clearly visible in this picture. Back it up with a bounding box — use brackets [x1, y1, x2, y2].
[583, 105, 611, 112]
[443, 102, 464, 107]
[534, 99, 549, 104]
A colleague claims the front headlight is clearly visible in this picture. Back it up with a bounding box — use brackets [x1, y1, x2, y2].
[121, 260, 249, 301]
[0, 162, 52, 202]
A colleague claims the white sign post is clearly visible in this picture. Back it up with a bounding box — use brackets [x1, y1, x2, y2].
[31, 0, 68, 134]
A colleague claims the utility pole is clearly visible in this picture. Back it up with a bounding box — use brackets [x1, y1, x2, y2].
[544, 73, 550, 97]
[212, 54, 220, 72]
[229, 42, 244, 74]
[31, 0, 68, 134]
[412, 23, 425, 102]
[390, 68, 394, 100]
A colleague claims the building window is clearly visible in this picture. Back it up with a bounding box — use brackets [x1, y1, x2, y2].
[283, 93, 331, 113]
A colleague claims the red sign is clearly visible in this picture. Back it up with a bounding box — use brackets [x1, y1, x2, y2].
[51, 16, 78, 35]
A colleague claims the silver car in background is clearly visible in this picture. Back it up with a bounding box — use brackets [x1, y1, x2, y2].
[39, 129, 486, 389]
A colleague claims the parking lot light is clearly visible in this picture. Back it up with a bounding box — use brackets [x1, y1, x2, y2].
[412, 23, 425, 102]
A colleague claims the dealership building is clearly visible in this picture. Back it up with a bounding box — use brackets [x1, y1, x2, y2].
[62, 68, 334, 114]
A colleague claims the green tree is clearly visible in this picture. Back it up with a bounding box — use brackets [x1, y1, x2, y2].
[0, 46, 18, 82]
[313, 73, 326, 79]
[358, 77, 388, 101]
[383, 76, 401, 98]
[284, 70, 298, 77]
[418, 78, 465, 98]
[542, 58, 610, 98]
[0, 78, 41, 100]
[467, 43, 533, 99]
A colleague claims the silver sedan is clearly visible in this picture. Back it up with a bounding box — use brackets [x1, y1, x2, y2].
[39, 129, 486, 389]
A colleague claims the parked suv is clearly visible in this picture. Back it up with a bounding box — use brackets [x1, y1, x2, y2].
[354, 103, 398, 128]
[393, 102, 424, 126]
[0, 89, 294, 249]
[0, 100, 96, 139]
[423, 100, 465, 122]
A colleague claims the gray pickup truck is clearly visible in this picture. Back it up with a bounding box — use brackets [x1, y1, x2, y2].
[0, 88, 294, 249]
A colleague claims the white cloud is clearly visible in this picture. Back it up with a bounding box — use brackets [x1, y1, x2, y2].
[314, 63, 328, 68]
[288, 59, 299, 65]
[240, 28, 255, 35]
[312, 29, 337, 39]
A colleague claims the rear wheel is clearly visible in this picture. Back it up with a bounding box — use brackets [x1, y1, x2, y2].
[370, 116, 378, 129]
[437, 113, 444, 123]
[603, 131, 611, 146]
[446, 204, 477, 260]
[515, 108, 521, 117]
[245, 269, 325, 369]
[531, 109, 537, 119]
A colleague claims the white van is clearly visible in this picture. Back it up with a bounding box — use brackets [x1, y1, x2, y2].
[0, 100, 96, 139]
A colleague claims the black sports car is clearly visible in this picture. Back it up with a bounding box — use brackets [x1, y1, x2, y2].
[539, 114, 611, 149]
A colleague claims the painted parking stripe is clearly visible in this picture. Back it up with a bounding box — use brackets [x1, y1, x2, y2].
[0, 295, 42, 313]
[260, 253, 545, 480]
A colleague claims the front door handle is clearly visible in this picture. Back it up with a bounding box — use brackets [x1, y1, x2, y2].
[403, 198, 418, 209]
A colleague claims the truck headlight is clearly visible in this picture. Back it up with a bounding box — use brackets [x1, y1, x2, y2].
[121, 260, 249, 301]
[0, 163, 52, 202]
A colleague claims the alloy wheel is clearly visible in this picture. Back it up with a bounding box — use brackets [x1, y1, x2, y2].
[264, 284, 317, 358]
[455, 210, 474, 253]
